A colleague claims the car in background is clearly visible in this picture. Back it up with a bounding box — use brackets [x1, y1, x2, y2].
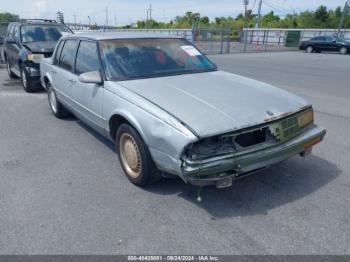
[4, 19, 72, 92]
[41, 32, 326, 190]
[299, 36, 350, 55]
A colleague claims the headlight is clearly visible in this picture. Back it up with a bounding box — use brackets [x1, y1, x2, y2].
[297, 108, 314, 128]
[27, 54, 44, 63]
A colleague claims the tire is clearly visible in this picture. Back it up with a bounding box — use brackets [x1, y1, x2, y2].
[20, 65, 38, 92]
[116, 123, 161, 186]
[306, 46, 314, 53]
[339, 46, 348, 55]
[47, 83, 70, 118]
[6, 59, 18, 79]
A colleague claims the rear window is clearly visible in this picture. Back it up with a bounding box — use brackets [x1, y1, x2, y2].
[58, 40, 77, 71]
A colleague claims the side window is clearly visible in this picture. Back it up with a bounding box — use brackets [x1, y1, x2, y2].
[7, 24, 14, 37]
[13, 26, 19, 40]
[53, 40, 64, 65]
[58, 39, 77, 71]
[326, 36, 334, 42]
[8, 24, 16, 38]
[75, 41, 100, 75]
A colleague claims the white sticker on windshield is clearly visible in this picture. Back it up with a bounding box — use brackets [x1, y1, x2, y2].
[181, 45, 202, 56]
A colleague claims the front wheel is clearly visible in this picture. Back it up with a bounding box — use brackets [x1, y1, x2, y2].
[116, 123, 161, 186]
[20, 66, 38, 92]
[339, 46, 348, 55]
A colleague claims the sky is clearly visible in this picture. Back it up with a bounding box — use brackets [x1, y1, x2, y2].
[1, 0, 347, 26]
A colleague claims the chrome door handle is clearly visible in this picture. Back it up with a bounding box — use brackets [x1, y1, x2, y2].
[68, 79, 77, 84]
[50, 70, 57, 75]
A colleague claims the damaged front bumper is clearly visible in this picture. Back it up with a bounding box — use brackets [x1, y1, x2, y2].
[182, 124, 326, 187]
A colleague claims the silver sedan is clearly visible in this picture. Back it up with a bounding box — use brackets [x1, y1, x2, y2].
[40, 32, 326, 189]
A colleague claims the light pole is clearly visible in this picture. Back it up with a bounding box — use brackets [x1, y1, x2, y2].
[255, 0, 263, 28]
[338, 0, 350, 36]
[243, 0, 249, 53]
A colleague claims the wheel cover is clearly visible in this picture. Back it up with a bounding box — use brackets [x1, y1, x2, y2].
[7, 62, 11, 75]
[119, 133, 141, 178]
[21, 69, 27, 87]
[307, 47, 312, 53]
[340, 47, 347, 54]
[49, 89, 58, 113]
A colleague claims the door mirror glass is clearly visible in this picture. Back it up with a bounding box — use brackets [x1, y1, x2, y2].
[78, 71, 102, 84]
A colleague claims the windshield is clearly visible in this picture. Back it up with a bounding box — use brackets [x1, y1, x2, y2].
[100, 38, 217, 80]
[21, 25, 71, 43]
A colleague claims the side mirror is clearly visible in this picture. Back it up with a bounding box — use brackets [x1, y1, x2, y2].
[5, 37, 17, 45]
[78, 71, 102, 85]
[332, 40, 336, 43]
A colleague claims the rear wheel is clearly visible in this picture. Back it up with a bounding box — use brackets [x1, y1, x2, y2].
[116, 123, 161, 186]
[6, 59, 18, 79]
[20, 66, 38, 92]
[306, 46, 314, 53]
[47, 83, 70, 118]
[339, 46, 348, 55]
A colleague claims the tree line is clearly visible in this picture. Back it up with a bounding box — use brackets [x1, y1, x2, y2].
[0, 5, 349, 30]
[135, 5, 349, 30]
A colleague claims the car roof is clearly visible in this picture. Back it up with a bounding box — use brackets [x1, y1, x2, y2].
[10, 21, 65, 26]
[62, 31, 184, 41]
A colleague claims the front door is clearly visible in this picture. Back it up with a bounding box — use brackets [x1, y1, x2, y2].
[72, 40, 105, 134]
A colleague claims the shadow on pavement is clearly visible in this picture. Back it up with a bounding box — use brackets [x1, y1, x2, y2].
[145, 155, 340, 219]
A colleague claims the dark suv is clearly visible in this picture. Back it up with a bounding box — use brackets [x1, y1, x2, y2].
[4, 19, 72, 92]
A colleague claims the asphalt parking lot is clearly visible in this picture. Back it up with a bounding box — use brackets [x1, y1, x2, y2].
[0, 52, 349, 255]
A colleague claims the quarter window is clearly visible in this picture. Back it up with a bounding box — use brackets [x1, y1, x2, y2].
[13, 25, 19, 40]
[53, 40, 64, 65]
[7, 24, 14, 37]
[75, 41, 100, 75]
[58, 40, 77, 71]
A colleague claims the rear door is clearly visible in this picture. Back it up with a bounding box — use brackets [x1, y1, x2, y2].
[316, 36, 329, 51]
[54, 39, 78, 109]
[11, 25, 21, 71]
[72, 40, 105, 133]
[5, 24, 15, 66]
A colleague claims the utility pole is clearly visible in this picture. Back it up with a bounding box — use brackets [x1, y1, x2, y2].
[114, 14, 117, 27]
[338, 0, 350, 36]
[149, 4, 153, 21]
[255, 0, 263, 28]
[73, 13, 77, 30]
[243, 0, 249, 53]
[243, 0, 248, 20]
[105, 6, 109, 27]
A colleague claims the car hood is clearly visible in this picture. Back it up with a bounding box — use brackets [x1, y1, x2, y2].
[23, 41, 57, 53]
[118, 71, 309, 138]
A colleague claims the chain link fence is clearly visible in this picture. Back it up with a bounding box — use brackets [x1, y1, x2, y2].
[2, 22, 350, 65]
